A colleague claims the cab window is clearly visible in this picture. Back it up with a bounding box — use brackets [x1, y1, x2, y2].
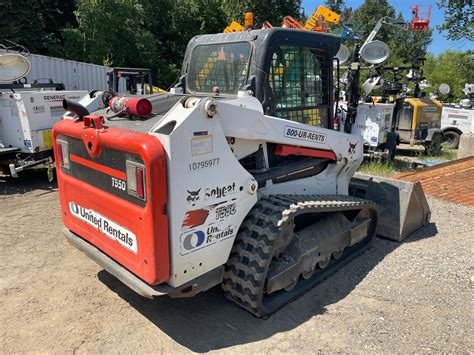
[187, 42, 251, 95]
[267, 45, 329, 127]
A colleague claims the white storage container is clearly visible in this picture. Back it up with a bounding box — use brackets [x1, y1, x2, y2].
[0, 49, 109, 91]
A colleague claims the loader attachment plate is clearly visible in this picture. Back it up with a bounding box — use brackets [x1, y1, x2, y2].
[350, 173, 431, 241]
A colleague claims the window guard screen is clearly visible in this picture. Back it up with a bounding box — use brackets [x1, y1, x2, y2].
[187, 42, 251, 95]
[268, 46, 329, 127]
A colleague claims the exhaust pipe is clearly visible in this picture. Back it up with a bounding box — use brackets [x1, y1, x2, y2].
[63, 99, 89, 120]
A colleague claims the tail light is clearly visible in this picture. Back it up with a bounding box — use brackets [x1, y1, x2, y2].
[56, 138, 70, 170]
[126, 160, 146, 200]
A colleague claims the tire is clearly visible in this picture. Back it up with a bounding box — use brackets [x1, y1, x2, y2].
[443, 131, 460, 149]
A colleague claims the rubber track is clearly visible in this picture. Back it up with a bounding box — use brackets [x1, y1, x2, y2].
[222, 194, 377, 318]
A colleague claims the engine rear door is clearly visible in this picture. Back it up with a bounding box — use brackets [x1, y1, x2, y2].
[53, 117, 169, 285]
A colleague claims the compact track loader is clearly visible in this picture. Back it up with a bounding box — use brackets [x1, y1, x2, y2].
[54, 28, 428, 318]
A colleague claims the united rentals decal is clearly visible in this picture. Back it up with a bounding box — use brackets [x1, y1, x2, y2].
[69, 202, 137, 253]
[180, 224, 236, 255]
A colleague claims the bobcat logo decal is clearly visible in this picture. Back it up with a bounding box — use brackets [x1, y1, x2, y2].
[348, 142, 358, 154]
[187, 189, 201, 203]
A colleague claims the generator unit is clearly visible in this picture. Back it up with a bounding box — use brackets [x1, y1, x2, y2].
[338, 101, 396, 158]
[394, 97, 443, 147]
[0, 89, 89, 176]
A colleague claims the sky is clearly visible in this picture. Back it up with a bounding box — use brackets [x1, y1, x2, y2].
[302, 0, 473, 56]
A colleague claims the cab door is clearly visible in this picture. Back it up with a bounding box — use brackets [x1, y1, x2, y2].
[265, 44, 330, 128]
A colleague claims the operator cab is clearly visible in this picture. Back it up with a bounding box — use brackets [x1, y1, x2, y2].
[174, 28, 341, 129]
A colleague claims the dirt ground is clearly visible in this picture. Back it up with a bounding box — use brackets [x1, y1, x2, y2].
[1, 170, 473, 353]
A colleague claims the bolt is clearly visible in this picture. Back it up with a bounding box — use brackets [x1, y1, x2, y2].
[247, 179, 258, 194]
[204, 100, 217, 118]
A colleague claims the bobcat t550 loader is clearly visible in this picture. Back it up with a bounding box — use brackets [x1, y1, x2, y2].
[53, 28, 427, 318]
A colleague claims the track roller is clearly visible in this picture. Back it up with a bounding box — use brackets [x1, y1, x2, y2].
[222, 194, 378, 318]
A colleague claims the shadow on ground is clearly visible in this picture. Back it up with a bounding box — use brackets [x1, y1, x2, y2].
[0, 169, 57, 196]
[98, 222, 438, 352]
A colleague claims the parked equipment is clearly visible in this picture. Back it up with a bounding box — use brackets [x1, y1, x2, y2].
[339, 62, 443, 157]
[0, 46, 112, 177]
[339, 102, 396, 159]
[393, 97, 443, 150]
[0, 88, 89, 177]
[54, 27, 431, 318]
[441, 84, 474, 149]
[107, 67, 153, 95]
[0, 42, 109, 91]
[334, 12, 443, 158]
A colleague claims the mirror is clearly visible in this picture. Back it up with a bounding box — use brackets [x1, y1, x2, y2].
[333, 44, 350, 66]
[0, 53, 31, 82]
[360, 40, 390, 64]
[438, 83, 450, 95]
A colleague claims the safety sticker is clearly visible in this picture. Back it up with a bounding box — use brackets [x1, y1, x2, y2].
[191, 135, 213, 156]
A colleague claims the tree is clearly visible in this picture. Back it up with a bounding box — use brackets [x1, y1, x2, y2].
[350, 0, 396, 45]
[350, 1, 432, 67]
[64, 0, 159, 68]
[0, 0, 76, 56]
[64, 0, 234, 87]
[324, 0, 345, 14]
[423, 50, 474, 100]
[38, 0, 77, 56]
[221, 0, 302, 27]
[437, 0, 473, 41]
[390, 13, 433, 66]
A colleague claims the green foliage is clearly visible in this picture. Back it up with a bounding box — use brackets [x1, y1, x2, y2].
[437, 0, 474, 41]
[64, 1, 156, 66]
[348, 0, 432, 68]
[221, 0, 302, 26]
[324, 0, 345, 14]
[0, 0, 75, 56]
[389, 14, 433, 66]
[358, 160, 398, 177]
[63, 0, 302, 87]
[0, 0, 470, 93]
[423, 50, 474, 100]
[350, 0, 396, 45]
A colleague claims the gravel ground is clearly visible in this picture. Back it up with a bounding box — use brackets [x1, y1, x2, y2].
[0, 170, 472, 353]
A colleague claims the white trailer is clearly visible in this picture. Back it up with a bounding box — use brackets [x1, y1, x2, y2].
[440, 84, 474, 149]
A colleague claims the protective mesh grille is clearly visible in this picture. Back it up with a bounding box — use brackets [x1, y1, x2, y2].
[268, 46, 329, 127]
[187, 42, 251, 95]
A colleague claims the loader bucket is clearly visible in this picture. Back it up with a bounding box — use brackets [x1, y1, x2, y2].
[349, 173, 431, 241]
